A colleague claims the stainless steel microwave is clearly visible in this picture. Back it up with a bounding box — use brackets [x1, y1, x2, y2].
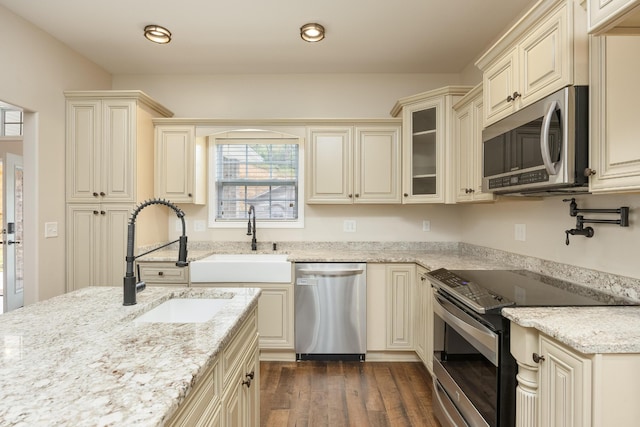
[481, 86, 589, 196]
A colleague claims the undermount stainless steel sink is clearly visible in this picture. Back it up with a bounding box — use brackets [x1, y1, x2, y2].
[135, 298, 230, 323]
[190, 253, 292, 283]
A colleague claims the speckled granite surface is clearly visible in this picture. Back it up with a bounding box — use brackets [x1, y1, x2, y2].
[139, 240, 640, 355]
[502, 306, 640, 354]
[0, 286, 260, 426]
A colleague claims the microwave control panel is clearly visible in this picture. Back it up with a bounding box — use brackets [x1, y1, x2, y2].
[488, 170, 549, 189]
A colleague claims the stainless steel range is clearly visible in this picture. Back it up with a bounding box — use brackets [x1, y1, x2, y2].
[427, 268, 637, 427]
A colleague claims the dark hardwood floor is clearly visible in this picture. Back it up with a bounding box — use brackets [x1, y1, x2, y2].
[260, 361, 441, 427]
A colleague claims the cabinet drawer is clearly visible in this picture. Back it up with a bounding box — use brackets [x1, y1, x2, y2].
[138, 262, 189, 284]
[222, 310, 258, 388]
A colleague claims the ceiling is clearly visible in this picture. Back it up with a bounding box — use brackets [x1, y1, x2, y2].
[0, 0, 535, 75]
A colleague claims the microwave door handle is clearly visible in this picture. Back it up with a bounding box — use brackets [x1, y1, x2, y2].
[540, 100, 560, 175]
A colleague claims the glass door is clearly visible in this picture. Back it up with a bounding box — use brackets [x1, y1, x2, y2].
[411, 107, 437, 195]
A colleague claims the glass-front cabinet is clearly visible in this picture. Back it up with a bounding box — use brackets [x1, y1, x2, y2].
[391, 86, 471, 203]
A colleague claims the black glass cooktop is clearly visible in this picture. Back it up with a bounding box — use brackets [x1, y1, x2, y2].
[429, 268, 636, 313]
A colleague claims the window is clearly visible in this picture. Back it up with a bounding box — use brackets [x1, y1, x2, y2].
[209, 132, 303, 228]
[1, 109, 23, 137]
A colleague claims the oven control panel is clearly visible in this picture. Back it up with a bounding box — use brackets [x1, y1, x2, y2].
[428, 268, 514, 313]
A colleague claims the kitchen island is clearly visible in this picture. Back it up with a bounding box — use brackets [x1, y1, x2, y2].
[0, 286, 260, 426]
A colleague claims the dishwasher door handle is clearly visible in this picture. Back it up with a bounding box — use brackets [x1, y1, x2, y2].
[296, 269, 364, 277]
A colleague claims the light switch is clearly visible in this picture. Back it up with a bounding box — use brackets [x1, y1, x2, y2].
[45, 222, 58, 238]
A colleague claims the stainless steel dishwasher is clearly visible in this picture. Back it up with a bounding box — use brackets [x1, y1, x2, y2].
[295, 262, 366, 361]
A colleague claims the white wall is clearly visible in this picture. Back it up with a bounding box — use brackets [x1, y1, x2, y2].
[461, 193, 640, 279]
[0, 6, 111, 303]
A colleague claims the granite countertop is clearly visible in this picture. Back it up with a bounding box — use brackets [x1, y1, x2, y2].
[502, 306, 640, 354]
[0, 286, 260, 426]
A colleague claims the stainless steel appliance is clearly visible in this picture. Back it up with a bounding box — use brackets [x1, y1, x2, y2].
[482, 85, 589, 196]
[295, 262, 366, 361]
[428, 268, 637, 427]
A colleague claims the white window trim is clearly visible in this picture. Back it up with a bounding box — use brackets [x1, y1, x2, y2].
[207, 129, 305, 229]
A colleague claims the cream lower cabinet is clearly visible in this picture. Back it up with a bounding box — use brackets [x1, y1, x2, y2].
[306, 124, 401, 204]
[589, 35, 640, 193]
[511, 322, 640, 427]
[588, 0, 640, 34]
[367, 264, 416, 353]
[191, 282, 294, 359]
[66, 204, 130, 291]
[154, 125, 207, 204]
[168, 309, 259, 427]
[414, 265, 433, 373]
[476, 0, 588, 126]
[453, 84, 495, 203]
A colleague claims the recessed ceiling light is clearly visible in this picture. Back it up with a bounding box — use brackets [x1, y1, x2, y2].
[300, 23, 325, 42]
[144, 25, 172, 44]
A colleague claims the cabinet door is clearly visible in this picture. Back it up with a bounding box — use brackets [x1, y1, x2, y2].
[155, 125, 204, 204]
[100, 205, 130, 287]
[66, 205, 101, 291]
[414, 267, 428, 363]
[589, 36, 640, 192]
[386, 264, 415, 349]
[454, 102, 474, 202]
[402, 99, 445, 203]
[519, 4, 569, 106]
[539, 335, 591, 427]
[484, 48, 518, 125]
[366, 264, 387, 351]
[66, 99, 101, 202]
[306, 127, 353, 203]
[255, 283, 294, 349]
[102, 99, 135, 202]
[588, 0, 640, 34]
[242, 338, 260, 427]
[354, 126, 401, 203]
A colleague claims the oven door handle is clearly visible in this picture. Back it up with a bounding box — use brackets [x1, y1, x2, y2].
[434, 293, 499, 366]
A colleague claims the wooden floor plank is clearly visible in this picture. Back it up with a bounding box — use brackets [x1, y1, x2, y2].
[260, 361, 439, 427]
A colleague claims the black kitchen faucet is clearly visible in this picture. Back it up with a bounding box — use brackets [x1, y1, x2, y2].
[247, 204, 257, 251]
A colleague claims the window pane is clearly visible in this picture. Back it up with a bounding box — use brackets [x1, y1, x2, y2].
[216, 143, 299, 221]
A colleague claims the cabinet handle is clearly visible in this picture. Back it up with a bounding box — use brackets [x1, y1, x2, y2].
[242, 378, 252, 388]
[348, 194, 353, 198]
[93, 210, 99, 215]
[246, 371, 255, 380]
[507, 91, 521, 102]
[158, 271, 164, 276]
[355, 193, 360, 198]
[99, 192, 106, 197]
[584, 168, 596, 177]
[242, 371, 254, 388]
[188, 193, 192, 197]
[403, 193, 408, 197]
[100, 211, 106, 215]
[93, 192, 99, 197]
[532, 353, 545, 363]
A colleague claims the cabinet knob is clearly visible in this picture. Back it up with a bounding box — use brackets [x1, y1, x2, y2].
[584, 168, 596, 177]
[506, 91, 522, 102]
[99, 192, 106, 197]
[93, 192, 99, 197]
[93, 210, 99, 215]
[188, 193, 192, 197]
[403, 193, 409, 197]
[100, 211, 106, 215]
[348, 194, 353, 198]
[355, 193, 360, 198]
[532, 353, 546, 363]
[158, 271, 164, 276]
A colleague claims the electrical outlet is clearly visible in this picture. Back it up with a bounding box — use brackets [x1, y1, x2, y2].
[44, 222, 58, 238]
[343, 219, 357, 232]
[194, 220, 206, 232]
[515, 224, 526, 241]
[422, 220, 431, 232]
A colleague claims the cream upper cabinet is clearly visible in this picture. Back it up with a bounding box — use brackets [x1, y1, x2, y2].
[306, 123, 401, 204]
[589, 35, 640, 193]
[588, 0, 640, 34]
[476, 0, 588, 127]
[391, 86, 471, 204]
[453, 85, 495, 203]
[155, 125, 207, 204]
[66, 92, 173, 203]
